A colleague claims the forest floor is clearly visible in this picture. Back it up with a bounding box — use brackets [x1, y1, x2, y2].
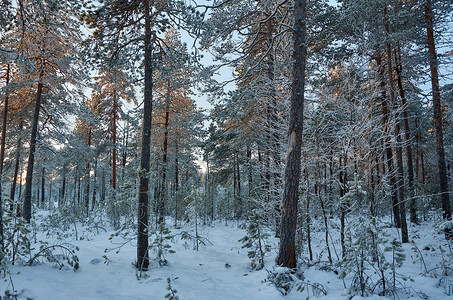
[1, 210, 452, 299]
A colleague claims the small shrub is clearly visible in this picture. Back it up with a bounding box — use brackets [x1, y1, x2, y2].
[3, 203, 33, 265]
[165, 277, 179, 300]
[149, 223, 175, 266]
[337, 216, 406, 297]
[28, 242, 79, 271]
[265, 267, 326, 297]
[239, 209, 271, 270]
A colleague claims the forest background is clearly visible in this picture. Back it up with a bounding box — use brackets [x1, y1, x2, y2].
[0, 0, 453, 298]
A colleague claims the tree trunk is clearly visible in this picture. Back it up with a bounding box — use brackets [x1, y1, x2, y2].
[92, 159, 97, 211]
[315, 139, 332, 262]
[73, 168, 78, 203]
[306, 177, 312, 261]
[37, 175, 41, 205]
[233, 154, 237, 215]
[235, 152, 242, 219]
[329, 147, 334, 216]
[41, 167, 45, 207]
[19, 164, 23, 201]
[175, 140, 179, 226]
[415, 118, 426, 186]
[159, 92, 170, 224]
[77, 173, 81, 205]
[121, 123, 128, 181]
[425, 0, 451, 219]
[339, 154, 347, 256]
[368, 102, 376, 219]
[395, 43, 417, 224]
[421, 151, 425, 186]
[369, 150, 377, 260]
[385, 24, 408, 243]
[84, 128, 92, 216]
[265, 16, 282, 237]
[207, 160, 214, 223]
[316, 172, 332, 263]
[60, 164, 66, 206]
[277, 0, 306, 269]
[247, 145, 252, 211]
[0, 63, 10, 256]
[10, 123, 22, 209]
[112, 91, 117, 190]
[415, 119, 420, 182]
[101, 167, 106, 203]
[49, 179, 52, 208]
[137, 0, 152, 271]
[0, 64, 10, 174]
[377, 54, 401, 228]
[23, 65, 45, 223]
[264, 121, 271, 209]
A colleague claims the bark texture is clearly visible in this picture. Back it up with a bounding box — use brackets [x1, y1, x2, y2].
[23, 67, 44, 223]
[277, 0, 306, 269]
[425, 0, 451, 219]
[10, 123, 22, 209]
[0, 63, 10, 255]
[137, 0, 152, 271]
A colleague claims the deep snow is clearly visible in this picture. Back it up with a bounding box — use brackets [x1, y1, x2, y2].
[2, 211, 453, 300]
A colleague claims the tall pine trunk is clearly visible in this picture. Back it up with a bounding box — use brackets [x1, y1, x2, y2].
[23, 65, 45, 223]
[306, 176, 312, 261]
[384, 24, 408, 243]
[92, 159, 97, 210]
[395, 44, 417, 224]
[18, 164, 23, 201]
[137, 0, 153, 271]
[265, 16, 281, 236]
[277, 0, 306, 268]
[0, 64, 10, 173]
[377, 54, 401, 228]
[174, 140, 179, 226]
[77, 172, 81, 205]
[10, 122, 23, 209]
[84, 128, 92, 216]
[0, 63, 10, 256]
[60, 164, 66, 206]
[112, 92, 117, 190]
[101, 167, 106, 203]
[159, 92, 170, 224]
[339, 154, 347, 257]
[121, 124, 128, 181]
[237, 152, 242, 218]
[425, 0, 451, 219]
[315, 144, 332, 263]
[41, 167, 45, 207]
[247, 145, 252, 205]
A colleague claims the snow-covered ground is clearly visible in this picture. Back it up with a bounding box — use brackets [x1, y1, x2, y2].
[2, 211, 452, 299]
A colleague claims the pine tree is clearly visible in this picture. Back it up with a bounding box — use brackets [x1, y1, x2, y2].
[277, 0, 307, 269]
[83, 0, 203, 271]
[424, 0, 451, 220]
[153, 27, 196, 224]
[14, 0, 83, 223]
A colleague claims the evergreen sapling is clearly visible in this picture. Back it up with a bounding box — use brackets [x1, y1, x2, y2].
[165, 277, 179, 300]
[239, 209, 271, 270]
